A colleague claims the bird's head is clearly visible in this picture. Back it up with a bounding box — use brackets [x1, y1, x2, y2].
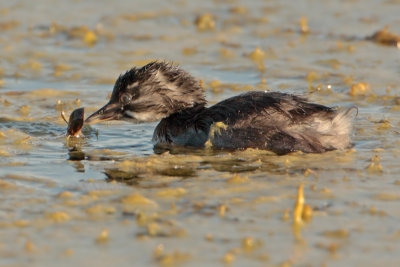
[85, 61, 206, 124]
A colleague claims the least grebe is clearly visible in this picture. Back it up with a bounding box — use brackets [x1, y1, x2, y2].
[85, 62, 356, 154]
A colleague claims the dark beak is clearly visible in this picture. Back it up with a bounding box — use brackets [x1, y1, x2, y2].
[85, 103, 122, 124]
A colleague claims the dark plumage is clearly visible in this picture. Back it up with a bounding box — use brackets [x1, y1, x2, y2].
[86, 61, 357, 154]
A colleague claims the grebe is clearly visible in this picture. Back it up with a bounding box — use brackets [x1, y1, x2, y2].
[85, 62, 356, 154]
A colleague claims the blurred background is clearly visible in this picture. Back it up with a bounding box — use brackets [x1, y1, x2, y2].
[1, 0, 398, 91]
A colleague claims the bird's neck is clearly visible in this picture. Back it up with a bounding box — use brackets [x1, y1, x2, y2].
[152, 104, 209, 145]
[164, 104, 207, 122]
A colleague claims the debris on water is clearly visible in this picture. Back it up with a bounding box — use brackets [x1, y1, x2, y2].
[349, 82, 370, 96]
[157, 251, 191, 266]
[73, 98, 81, 107]
[222, 252, 235, 264]
[305, 71, 320, 90]
[156, 166, 196, 177]
[25, 240, 35, 252]
[248, 47, 265, 62]
[302, 204, 313, 222]
[83, 30, 97, 46]
[147, 222, 161, 236]
[292, 184, 314, 241]
[57, 191, 74, 198]
[218, 204, 227, 217]
[247, 47, 266, 71]
[195, 14, 215, 31]
[300, 16, 309, 34]
[46, 211, 70, 223]
[372, 193, 400, 201]
[182, 47, 198, 56]
[241, 236, 263, 251]
[366, 162, 383, 173]
[293, 184, 305, 225]
[226, 173, 248, 184]
[367, 26, 400, 48]
[61, 107, 85, 137]
[86, 204, 116, 215]
[52, 64, 73, 77]
[18, 105, 30, 116]
[362, 205, 387, 216]
[156, 187, 187, 198]
[120, 194, 158, 209]
[104, 168, 140, 182]
[95, 229, 109, 243]
[282, 208, 290, 221]
[323, 229, 349, 239]
[19, 59, 42, 71]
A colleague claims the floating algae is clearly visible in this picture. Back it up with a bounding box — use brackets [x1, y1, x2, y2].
[367, 26, 400, 48]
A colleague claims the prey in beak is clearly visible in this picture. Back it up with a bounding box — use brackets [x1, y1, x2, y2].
[85, 103, 122, 124]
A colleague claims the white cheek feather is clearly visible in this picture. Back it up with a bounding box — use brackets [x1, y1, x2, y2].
[125, 110, 162, 122]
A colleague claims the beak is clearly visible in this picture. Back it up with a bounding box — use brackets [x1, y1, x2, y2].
[85, 103, 122, 124]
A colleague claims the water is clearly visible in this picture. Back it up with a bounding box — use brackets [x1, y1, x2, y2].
[1, 0, 400, 266]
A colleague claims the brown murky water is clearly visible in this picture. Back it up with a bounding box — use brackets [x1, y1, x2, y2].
[1, 0, 400, 266]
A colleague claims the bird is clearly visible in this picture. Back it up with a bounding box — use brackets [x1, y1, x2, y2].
[85, 61, 357, 155]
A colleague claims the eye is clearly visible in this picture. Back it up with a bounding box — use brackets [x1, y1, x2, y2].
[120, 93, 131, 105]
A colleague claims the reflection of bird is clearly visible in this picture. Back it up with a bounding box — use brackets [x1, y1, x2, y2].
[85, 62, 357, 154]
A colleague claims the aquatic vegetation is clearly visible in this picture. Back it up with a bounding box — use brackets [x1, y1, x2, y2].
[367, 26, 400, 48]
[195, 14, 216, 31]
[349, 82, 371, 97]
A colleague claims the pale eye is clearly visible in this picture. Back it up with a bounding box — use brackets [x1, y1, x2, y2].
[120, 93, 131, 105]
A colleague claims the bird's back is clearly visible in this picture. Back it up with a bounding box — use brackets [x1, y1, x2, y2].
[154, 91, 357, 154]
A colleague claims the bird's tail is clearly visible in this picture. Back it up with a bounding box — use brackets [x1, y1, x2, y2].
[319, 106, 358, 150]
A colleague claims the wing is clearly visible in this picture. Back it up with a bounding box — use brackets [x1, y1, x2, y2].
[206, 91, 354, 153]
[206, 91, 333, 127]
